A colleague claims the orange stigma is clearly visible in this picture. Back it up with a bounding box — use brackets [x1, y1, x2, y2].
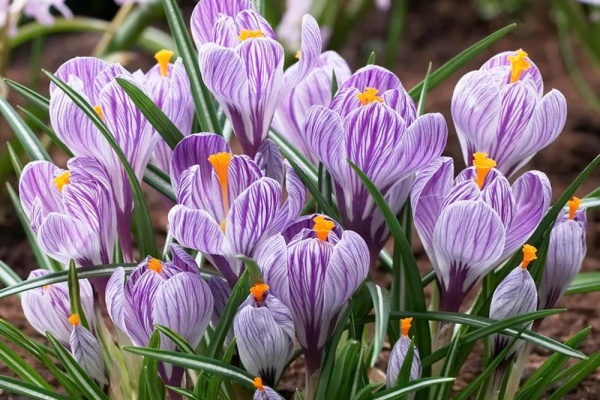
[521, 244, 537, 269]
[154, 49, 174, 77]
[357, 87, 383, 105]
[94, 105, 104, 120]
[401, 317, 413, 337]
[208, 152, 233, 213]
[68, 313, 80, 326]
[250, 282, 270, 303]
[507, 49, 531, 83]
[54, 171, 71, 191]
[567, 197, 581, 220]
[239, 29, 265, 41]
[253, 377, 265, 391]
[473, 152, 496, 189]
[313, 215, 335, 241]
[148, 258, 163, 274]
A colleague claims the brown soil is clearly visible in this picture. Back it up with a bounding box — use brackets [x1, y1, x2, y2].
[1, 0, 599, 399]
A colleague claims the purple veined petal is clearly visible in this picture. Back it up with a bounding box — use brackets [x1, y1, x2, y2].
[480, 50, 543, 96]
[170, 133, 231, 193]
[451, 70, 502, 167]
[254, 139, 284, 184]
[432, 201, 506, 311]
[123, 270, 164, 347]
[339, 65, 402, 94]
[70, 325, 107, 385]
[177, 165, 224, 222]
[190, 0, 254, 48]
[169, 244, 199, 274]
[52, 57, 107, 100]
[281, 15, 322, 95]
[225, 178, 282, 257]
[37, 213, 101, 266]
[234, 9, 277, 40]
[269, 160, 307, 236]
[393, 113, 448, 178]
[105, 267, 127, 334]
[502, 171, 551, 259]
[256, 234, 289, 307]
[93, 63, 130, 101]
[505, 89, 567, 177]
[481, 174, 515, 228]
[153, 272, 214, 350]
[208, 276, 232, 325]
[168, 205, 227, 255]
[19, 161, 64, 221]
[411, 157, 454, 257]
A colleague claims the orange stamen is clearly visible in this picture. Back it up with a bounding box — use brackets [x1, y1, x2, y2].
[507, 49, 531, 83]
[208, 152, 233, 213]
[250, 282, 270, 303]
[54, 171, 71, 191]
[401, 317, 413, 337]
[239, 29, 265, 41]
[148, 258, 163, 274]
[154, 49, 174, 77]
[521, 244, 537, 269]
[68, 313, 80, 326]
[473, 152, 497, 189]
[567, 197, 581, 220]
[357, 87, 383, 105]
[313, 215, 335, 241]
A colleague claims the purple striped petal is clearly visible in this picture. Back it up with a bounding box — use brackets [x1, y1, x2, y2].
[191, 0, 254, 48]
[70, 325, 107, 385]
[168, 205, 226, 255]
[105, 267, 127, 334]
[52, 57, 107, 100]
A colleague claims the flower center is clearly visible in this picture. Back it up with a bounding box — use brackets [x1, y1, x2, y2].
[473, 152, 496, 189]
[357, 87, 383, 105]
[250, 282, 270, 303]
[148, 257, 163, 274]
[208, 152, 233, 215]
[253, 377, 265, 391]
[54, 171, 71, 191]
[507, 49, 531, 84]
[313, 215, 335, 241]
[401, 317, 413, 337]
[567, 196, 581, 220]
[68, 313, 80, 326]
[521, 244, 537, 269]
[154, 49, 174, 77]
[239, 29, 265, 41]
[94, 105, 104, 120]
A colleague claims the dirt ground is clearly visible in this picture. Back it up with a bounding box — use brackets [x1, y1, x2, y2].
[0, 0, 599, 399]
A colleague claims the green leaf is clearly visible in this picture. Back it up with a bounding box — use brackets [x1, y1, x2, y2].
[366, 282, 390, 367]
[67, 261, 90, 330]
[0, 341, 52, 389]
[46, 332, 109, 400]
[408, 23, 517, 102]
[547, 352, 600, 400]
[0, 95, 50, 161]
[124, 347, 255, 388]
[160, 0, 222, 134]
[44, 70, 158, 258]
[154, 325, 196, 355]
[116, 78, 184, 150]
[0, 376, 71, 400]
[3, 79, 50, 111]
[138, 331, 164, 400]
[566, 272, 600, 295]
[366, 378, 456, 400]
[0, 260, 22, 290]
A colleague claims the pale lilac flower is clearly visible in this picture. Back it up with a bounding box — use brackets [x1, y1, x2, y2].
[452, 49, 567, 177]
[304, 65, 447, 264]
[257, 215, 369, 375]
[168, 133, 305, 287]
[386, 318, 421, 394]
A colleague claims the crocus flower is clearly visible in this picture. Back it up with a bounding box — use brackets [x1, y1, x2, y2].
[50, 57, 160, 260]
[489, 245, 538, 358]
[272, 51, 352, 165]
[105, 253, 214, 386]
[192, 0, 322, 157]
[304, 65, 447, 264]
[538, 197, 587, 310]
[257, 215, 369, 375]
[168, 133, 305, 287]
[386, 318, 421, 392]
[233, 282, 295, 385]
[412, 154, 551, 312]
[452, 49, 567, 177]
[21, 270, 106, 384]
[253, 377, 284, 400]
[19, 159, 116, 295]
[145, 49, 194, 173]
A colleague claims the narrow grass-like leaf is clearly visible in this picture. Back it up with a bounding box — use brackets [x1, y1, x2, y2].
[366, 378, 456, 400]
[0, 260, 22, 290]
[566, 272, 600, 295]
[154, 325, 196, 355]
[44, 70, 158, 258]
[3, 79, 50, 111]
[138, 331, 164, 400]
[116, 78, 184, 150]
[160, 0, 222, 134]
[0, 96, 50, 161]
[547, 352, 600, 400]
[366, 282, 390, 367]
[408, 24, 517, 101]
[0, 341, 52, 388]
[47, 332, 109, 400]
[124, 347, 255, 388]
[17, 107, 74, 157]
[0, 376, 71, 400]
[67, 261, 90, 330]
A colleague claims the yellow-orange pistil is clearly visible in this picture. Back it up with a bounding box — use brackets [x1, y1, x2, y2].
[507, 49, 531, 84]
[239, 29, 265, 41]
[521, 244, 537, 269]
[473, 152, 497, 189]
[313, 215, 335, 241]
[68, 313, 80, 326]
[401, 317, 413, 337]
[208, 152, 233, 215]
[148, 257, 163, 274]
[567, 196, 581, 220]
[250, 282, 270, 303]
[94, 105, 104, 120]
[357, 87, 383, 106]
[155, 49, 174, 77]
[253, 377, 265, 391]
[54, 171, 71, 191]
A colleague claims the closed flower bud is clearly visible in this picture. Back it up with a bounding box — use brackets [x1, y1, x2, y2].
[386, 317, 422, 394]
